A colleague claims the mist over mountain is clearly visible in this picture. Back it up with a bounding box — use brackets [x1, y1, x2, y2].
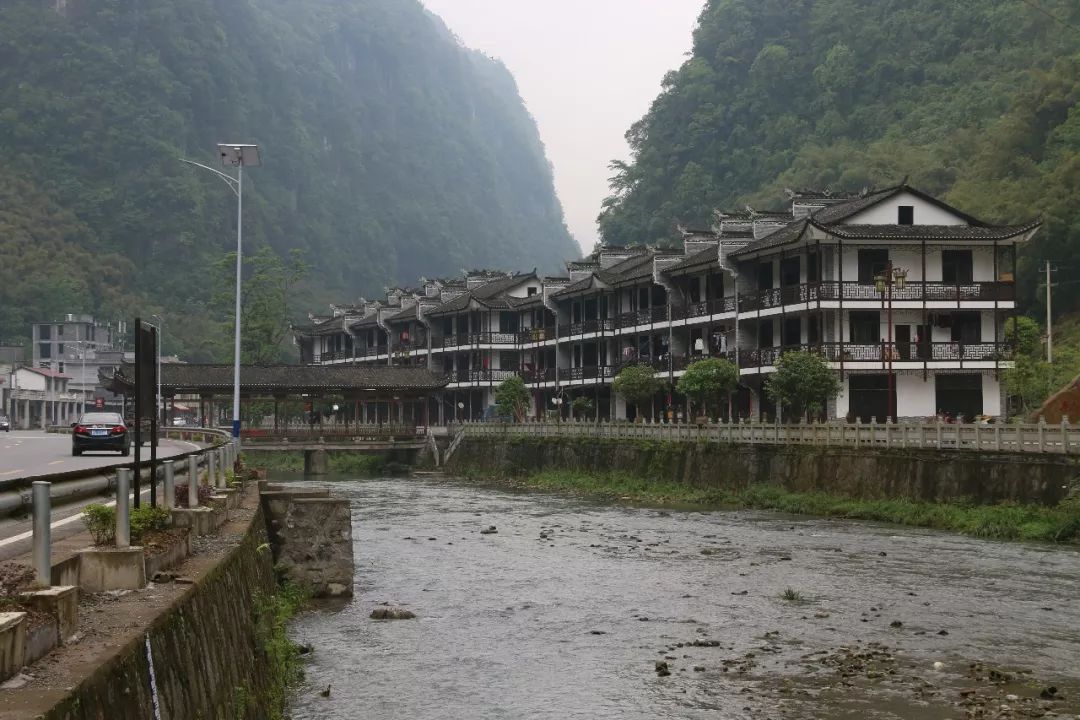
[0, 0, 576, 356]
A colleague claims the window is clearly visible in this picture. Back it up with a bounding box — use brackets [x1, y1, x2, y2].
[783, 317, 801, 347]
[950, 312, 981, 343]
[57, 325, 64, 337]
[39, 325, 51, 340]
[850, 312, 880, 343]
[858, 250, 889, 284]
[758, 319, 774, 347]
[898, 206, 914, 225]
[807, 253, 820, 283]
[39, 343, 52, 359]
[780, 257, 800, 287]
[942, 250, 974, 284]
[57, 343, 65, 357]
[757, 262, 774, 290]
[808, 315, 821, 344]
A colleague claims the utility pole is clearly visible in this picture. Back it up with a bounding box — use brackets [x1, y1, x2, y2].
[1045, 261, 1055, 363]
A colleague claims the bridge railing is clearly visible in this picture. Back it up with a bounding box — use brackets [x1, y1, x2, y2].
[458, 418, 1080, 455]
[241, 424, 428, 443]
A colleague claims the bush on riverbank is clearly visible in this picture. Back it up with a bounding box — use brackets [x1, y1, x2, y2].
[509, 470, 1080, 543]
[248, 451, 395, 476]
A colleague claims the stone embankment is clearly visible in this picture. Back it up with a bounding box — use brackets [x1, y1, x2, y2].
[1, 479, 355, 719]
[449, 436, 1080, 506]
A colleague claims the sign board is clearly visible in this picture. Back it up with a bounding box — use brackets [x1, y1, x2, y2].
[95, 397, 104, 409]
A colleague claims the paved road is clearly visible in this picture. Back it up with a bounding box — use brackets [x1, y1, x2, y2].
[0, 430, 199, 479]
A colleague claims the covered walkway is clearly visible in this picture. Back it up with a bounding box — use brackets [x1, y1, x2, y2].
[106, 364, 451, 432]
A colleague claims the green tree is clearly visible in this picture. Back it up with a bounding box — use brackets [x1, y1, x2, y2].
[677, 357, 739, 419]
[215, 247, 309, 365]
[1002, 316, 1054, 417]
[570, 396, 595, 420]
[764, 351, 841, 422]
[494, 375, 530, 422]
[613, 364, 663, 420]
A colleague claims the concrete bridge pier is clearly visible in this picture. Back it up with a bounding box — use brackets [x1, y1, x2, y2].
[304, 448, 330, 476]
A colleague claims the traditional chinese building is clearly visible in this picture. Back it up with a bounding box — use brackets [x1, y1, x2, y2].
[296, 183, 1038, 423]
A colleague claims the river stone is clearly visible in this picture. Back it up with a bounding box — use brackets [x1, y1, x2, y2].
[480, 526, 498, 535]
[370, 607, 416, 620]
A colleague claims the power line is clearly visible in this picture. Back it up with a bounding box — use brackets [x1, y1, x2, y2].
[1015, 0, 1080, 33]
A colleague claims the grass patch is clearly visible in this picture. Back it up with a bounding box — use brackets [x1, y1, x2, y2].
[253, 581, 308, 720]
[780, 588, 806, 603]
[476, 470, 1080, 544]
[243, 451, 406, 477]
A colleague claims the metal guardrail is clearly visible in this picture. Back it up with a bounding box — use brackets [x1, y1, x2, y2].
[459, 420, 1080, 455]
[2, 427, 232, 493]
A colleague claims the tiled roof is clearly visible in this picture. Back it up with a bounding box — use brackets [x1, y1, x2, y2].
[115, 363, 449, 392]
[425, 273, 537, 316]
[386, 305, 419, 323]
[807, 186, 904, 225]
[23, 366, 71, 379]
[818, 222, 1042, 241]
[664, 245, 718, 275]
[729, 219, 811, 257]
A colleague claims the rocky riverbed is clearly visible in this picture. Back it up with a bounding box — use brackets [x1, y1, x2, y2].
[286, 476, 1080, 719]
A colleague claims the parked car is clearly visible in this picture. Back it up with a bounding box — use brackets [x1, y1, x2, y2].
[0, 414, 9, 432]
[72, 412, 130, 456]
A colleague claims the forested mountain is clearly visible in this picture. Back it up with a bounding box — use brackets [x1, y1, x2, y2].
[0, 0, 575, 359]
[599, 0, 1080, 317]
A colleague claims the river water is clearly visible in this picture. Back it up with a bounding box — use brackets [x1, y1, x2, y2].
[286, 476, 1080, 719]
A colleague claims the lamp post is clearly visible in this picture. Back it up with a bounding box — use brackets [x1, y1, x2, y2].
[874, 263, 908, 423]
[181, 143, 261, 449]
[151, 314, 163, 426]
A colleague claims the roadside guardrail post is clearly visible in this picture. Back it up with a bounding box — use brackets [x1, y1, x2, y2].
[32, 481, 51, 587]
[188, 455, 199, 507]
[163, 460, 175, 509]
[216, 448, 226, 489]
[116, 468, 131, 548]
[208, 450, 217, 492]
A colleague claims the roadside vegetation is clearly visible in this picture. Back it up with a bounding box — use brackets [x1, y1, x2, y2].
[486, 470, 1080, 543]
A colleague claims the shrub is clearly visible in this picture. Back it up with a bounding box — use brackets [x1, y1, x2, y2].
[174, 483, 215, 508]
[82, 503, 116, 545]
[130, 505, 171, 542]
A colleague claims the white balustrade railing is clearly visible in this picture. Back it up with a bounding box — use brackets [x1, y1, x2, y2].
[456, 418, 1080, 455]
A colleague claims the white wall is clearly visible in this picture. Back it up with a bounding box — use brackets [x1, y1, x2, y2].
[897, 375, 936, 418]
[983, 375, 1002, 416]
[14, 369, 45, 391]
[846, 192, 968, 226]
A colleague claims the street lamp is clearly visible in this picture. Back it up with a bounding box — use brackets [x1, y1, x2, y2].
[151, 314, 163, 426]
[874, 263, 908, 423]
[181, 143, 261, 448]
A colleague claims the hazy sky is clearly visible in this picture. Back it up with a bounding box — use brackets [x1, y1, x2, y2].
[421, 0, 704, 254]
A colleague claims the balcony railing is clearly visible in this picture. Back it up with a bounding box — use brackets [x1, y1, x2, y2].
[518, 326, 557, 344]
[452, 369, 521, 384]
[522, 368, 557, 383]
[738, 342, 1015, 368]
[740, 281, 1015, 312]
[440, 332, 521, 348]
[557, 366, 617, 382]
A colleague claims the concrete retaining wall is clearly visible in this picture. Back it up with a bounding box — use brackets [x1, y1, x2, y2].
[449, 437, 1080, 506]
[41, 506, 280, 720]
[261, 487, 354, 598]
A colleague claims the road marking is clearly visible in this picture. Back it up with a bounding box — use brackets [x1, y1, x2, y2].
[0, 488, 153, 550]
[48, 460, 65, 466]
[0, 469, 23, 476]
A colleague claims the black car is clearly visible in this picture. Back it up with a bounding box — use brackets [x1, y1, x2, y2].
[72, 412, 130, 456]
[0, 414, 9, 432]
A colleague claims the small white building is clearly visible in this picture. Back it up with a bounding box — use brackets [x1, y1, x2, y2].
[5, 366, 80, 429]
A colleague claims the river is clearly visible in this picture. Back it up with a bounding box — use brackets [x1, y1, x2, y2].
[286, 476, 1080, 719]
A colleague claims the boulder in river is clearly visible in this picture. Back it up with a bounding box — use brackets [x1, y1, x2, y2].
[370, 607, 417, 620]
[480, 526, 498, 535]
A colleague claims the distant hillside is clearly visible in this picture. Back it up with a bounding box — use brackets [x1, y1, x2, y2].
[0, 0, 576, 358]
[599, 0, 1080, 317]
